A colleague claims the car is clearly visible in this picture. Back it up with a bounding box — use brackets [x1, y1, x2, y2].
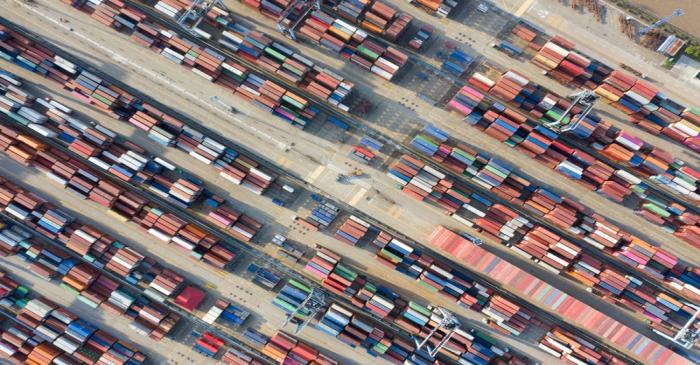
[408, 25, 434, 51]
[477, 3, 489, 13]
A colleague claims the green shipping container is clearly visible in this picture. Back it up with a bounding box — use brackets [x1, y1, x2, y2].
[356, 46, 379, 61]
[264, 47, 287, 62]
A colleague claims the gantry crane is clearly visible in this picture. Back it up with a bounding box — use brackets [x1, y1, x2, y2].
[281, 288, 328, 334]
[277, 0, 320, 41]
[544, 89, 598, 133]
[414, 307, 461, 358]
[654, 303, 700, 349]
[177, 0, 227, 37]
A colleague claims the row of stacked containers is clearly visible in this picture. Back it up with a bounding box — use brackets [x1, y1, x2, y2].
[393, 129, 700, 340]
[406, 124, 699, 303]
[0, 269, 148, 365]
[0, 38, 491, 365]
[322, 210, 695, 364]
[447, 73, 699, 248]
[509, 29, 700, 152]
[1, 76, 265, 242]
[5, 2, 700, 364]
[429, 226, 693, 365]
[56, 0, 324, 128]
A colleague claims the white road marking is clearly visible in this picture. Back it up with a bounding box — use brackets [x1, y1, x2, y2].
[306, 165, 326, 183]
[348, 188, 367, 206]
[514, 0, 537, 17]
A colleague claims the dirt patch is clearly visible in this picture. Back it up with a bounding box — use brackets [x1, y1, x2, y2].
[626, 0, 700, 40]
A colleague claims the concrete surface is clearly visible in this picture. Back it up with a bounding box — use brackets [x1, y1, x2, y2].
[1, 0, 696, 362]
[0, 255, 214, 365]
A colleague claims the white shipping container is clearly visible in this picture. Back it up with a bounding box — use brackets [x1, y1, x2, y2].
[370, 65, 393, 80]
[504, 70, 529, 86]
[472, 72, 495, 88]
[148, 228, 172, 242]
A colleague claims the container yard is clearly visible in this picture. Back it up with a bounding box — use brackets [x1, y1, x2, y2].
[1, 0, 699, 364]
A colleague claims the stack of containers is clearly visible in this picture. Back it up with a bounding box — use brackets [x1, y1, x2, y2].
[239, 0, 294, 18]
[334, 215, 370, 245]
[207, 206, 262, 243]
[52, 5, 320, 127]
[538, 327, 624, 364]
[303, 200, 341, 229]
[429, 226, 696, 365]
[222, 347, 265, 365]
[441, 49, 473, 77]
[272, 279, 313, 320]
[262, 331, 339, 365]
[333, 0, 413, 41]
[194, 332, 225, 357]
[513, 227, 578, 274]
[216, 19, 355, 111]
[298, 11, 408, 80]
[304, 248, 398, 319]
[387, 154, 468, 215]
[408, 0, 459, 18]
[147, 269, 184, 299]
[481, 295, 534, 336]
[155, 0, 187, 19]
[207, 299, 250, 327]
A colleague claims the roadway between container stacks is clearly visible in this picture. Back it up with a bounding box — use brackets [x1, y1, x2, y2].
[0, 64, 652, 364]
[0, 63, 565, 365]
[0, 8, 680, 362]
[1, 5, 684, 362]
[0, 255, 209, 365]
[0, 154, 380, 365]
[21, 0, 697, 271]
[221, 2, 698, 264]
[89, 0, 700, 309]
[104, 0, 700, 250]
[0, 108, 421, 364]
[0, 200, 279, 365]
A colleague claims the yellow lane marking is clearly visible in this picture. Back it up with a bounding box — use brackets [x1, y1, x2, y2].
[348, 188, 367, 206]
[306, 166, 326, 184]
[514, 0, 536, 17]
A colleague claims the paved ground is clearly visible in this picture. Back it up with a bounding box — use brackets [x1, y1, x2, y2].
[0, 255, 213, 365]
[2, 0, 696, 362]
[231, 0, 699, 262]
[0, 59, 565, 363]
